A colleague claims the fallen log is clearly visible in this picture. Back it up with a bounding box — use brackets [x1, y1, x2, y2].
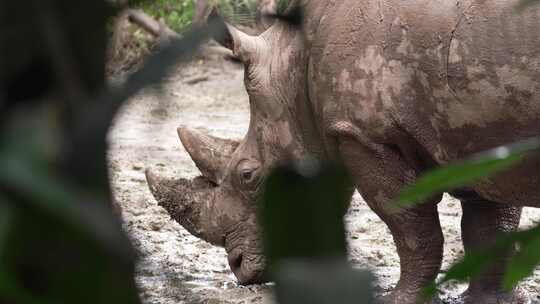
[184, 75, 209, 85]
[124, 9, 236, 61]
[126, 9, 179, 41]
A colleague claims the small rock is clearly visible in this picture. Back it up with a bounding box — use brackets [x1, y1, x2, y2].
[150, 220, 165, 231]
[130, 209, 144, 216]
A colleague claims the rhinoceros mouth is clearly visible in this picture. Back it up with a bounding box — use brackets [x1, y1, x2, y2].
[227, 247, 267, 285]
[146, 169, 269, 284]
[190, 175, 218, 189]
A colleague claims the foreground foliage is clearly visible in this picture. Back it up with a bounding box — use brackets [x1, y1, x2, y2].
[138, 0, 195, 32]
[1, 0, 228, 302]
[2, 0, 540, 303]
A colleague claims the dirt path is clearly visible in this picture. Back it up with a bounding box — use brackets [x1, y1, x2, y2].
[108, 58, 540, 304]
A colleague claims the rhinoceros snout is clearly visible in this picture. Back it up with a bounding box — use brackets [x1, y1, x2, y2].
[227, 248, 268, 285]
[145, 169, 225, 246]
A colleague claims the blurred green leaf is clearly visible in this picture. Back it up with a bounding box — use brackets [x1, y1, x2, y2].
[424, 225, 540, 298]
[397, 137, 540, 207]
[439, 240, 512, 284]
[0, 196, 13, 250]
[0, 133, 133, 259]
[2, 1, 144, 301]
[397, 155, 521, 207]
[260, 159, 352, 266]
[503, 226, 540, 289]
[274, 260, 375, 304]
[0, 197, 140, 304]
[260, 159, 375, 303]
[516, 0, 540, 10]
[138, 0, 194, 32]
[422, 243, 508, 299]
[0, 196, 31, 304]
[277, 0, 290, 14]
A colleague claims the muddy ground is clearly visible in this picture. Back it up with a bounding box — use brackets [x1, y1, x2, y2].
[108, 57, 540, 304]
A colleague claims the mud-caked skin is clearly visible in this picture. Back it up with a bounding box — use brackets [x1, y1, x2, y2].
[146, 1, 540, 303]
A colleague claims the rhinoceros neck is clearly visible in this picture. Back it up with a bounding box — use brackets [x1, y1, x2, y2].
[278, 28, 329, 161]
[258, 65, 327, 161]
[291, 80, 328, 161]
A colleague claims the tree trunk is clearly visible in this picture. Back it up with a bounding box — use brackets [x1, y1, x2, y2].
[109, 10, 131, 60]
[192, 0, 213, 28]
[124, 8, 236, 61]
[126, 9, 179, 43]
[257, 0, 278, 30]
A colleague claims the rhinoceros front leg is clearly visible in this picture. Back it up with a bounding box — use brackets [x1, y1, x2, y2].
[338, 136, 443, 304]
[452, 190, 528, 304]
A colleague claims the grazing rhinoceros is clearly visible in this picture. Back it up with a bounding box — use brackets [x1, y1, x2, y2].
[146, 0, 540, 303]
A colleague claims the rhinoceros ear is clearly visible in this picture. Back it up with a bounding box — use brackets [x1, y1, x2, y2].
[208, 8, 260, 61]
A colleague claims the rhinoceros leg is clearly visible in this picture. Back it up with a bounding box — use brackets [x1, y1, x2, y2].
[338, 137, 443, 304]
[453, 190, 527, 304]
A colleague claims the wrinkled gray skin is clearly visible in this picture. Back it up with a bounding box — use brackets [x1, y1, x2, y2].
[146, 1, 540, 303]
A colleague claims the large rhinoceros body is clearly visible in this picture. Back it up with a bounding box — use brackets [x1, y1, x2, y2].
[147, 1, 540, 303]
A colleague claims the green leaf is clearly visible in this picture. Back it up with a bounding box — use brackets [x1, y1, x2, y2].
[277, 0, 290, 14]
[0, 137, 132, 259]
[440, 249, 498, 283]
[503, 226, 540, 289]
[424, 225, 540, 297]
[516, 0, 540, 10]
[397, 137, 540, 207]
[397, 155, 522, 207]
[0, 196, 35, 304]
[274, 260, 375, 304]
[260, 159, 375, 304]
[421, 282, 439, 301]
[422, 240, 512, 298]
[260, 159, 351, 267]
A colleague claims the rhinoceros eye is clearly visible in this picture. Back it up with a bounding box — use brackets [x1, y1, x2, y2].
[237, 160, 260, 187]
[241, 170, 253, 181]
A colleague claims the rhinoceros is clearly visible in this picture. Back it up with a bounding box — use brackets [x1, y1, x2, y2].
[145, 0, 540, 303]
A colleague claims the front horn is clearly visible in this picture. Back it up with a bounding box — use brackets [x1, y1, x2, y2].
[145, 169, 224, 246]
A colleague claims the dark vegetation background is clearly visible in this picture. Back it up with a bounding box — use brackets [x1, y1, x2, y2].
[107, 0, 268, 74]
[1, 0, 539, 303]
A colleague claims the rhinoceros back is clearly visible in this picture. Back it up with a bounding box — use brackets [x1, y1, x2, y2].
[306, 0, 540, 206]
[437, 0, 540, 152]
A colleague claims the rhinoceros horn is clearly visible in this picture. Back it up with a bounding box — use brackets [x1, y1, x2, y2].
[177, 127, 240, 184]
[145, 169, 225, 246]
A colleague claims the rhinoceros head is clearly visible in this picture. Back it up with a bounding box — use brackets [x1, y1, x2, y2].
[146, 16, 324, 284]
